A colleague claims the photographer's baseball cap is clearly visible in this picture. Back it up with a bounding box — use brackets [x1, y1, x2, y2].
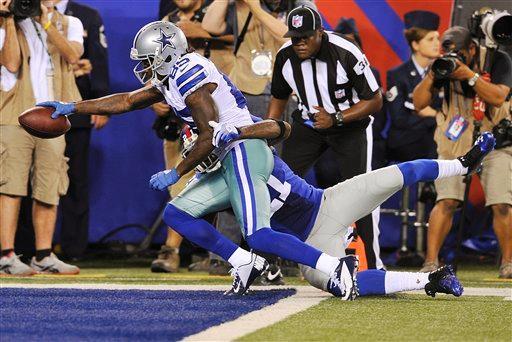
[441, 26, 472, 51]
[284, 6, 322, 38]
[404, 10, 440, 31]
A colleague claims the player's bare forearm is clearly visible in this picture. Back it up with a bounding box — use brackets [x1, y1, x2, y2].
[239, 120, 291, 144]
[341, 91, 383, 123]
[176, 85, 218, 176]
[74, 85, 163, 115]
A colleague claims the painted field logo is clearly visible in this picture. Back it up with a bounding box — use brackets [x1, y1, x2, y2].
[292, 15, 303, 28]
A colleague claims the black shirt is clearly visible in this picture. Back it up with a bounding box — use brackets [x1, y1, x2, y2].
[271, 31, 380, 130]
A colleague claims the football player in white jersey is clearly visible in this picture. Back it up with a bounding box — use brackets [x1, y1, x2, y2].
[41, 21, 361, 298]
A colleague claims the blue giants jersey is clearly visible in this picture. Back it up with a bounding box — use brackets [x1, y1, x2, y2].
[268, 156, 324, 241]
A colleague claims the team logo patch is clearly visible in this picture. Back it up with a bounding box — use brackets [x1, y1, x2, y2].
[291, 15, 303, 28]
[335, 89, 345, 99]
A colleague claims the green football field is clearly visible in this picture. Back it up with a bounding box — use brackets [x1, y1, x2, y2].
[2, 258, 511, 341]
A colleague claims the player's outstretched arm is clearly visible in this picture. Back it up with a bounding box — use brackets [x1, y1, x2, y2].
[175, 85, 218, 176]
[39, 85, 164, 118]
[209, 119, 291, 147]
[241, 120, 291, 145]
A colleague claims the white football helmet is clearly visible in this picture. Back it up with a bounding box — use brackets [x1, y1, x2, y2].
[130, 21, 188, 85]
[181, 126, 221, 174]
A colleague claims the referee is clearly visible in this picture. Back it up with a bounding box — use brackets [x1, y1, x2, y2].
[267, 6, 384, 269]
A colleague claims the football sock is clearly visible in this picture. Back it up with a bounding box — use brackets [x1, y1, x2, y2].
[357, 269, 386, 295]
[35, 249, 51, 262]
[1, 249, 14, 257]
[437, 159, 467, 177]
[246, 228, 324, 271]
[316, 253, 341, 276]
[384, 271, 429, 294]
[163, 204, 238, 261]
[227, 247, 254, 268]
[397, 159, 466, 186]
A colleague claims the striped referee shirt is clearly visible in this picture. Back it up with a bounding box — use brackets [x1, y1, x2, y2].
[271, 31, 380, 129]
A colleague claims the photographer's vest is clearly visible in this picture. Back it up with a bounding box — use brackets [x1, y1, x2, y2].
[228, 4, 283, 95]
[435, 46, 511, 158]
[0, 12, 81, 126]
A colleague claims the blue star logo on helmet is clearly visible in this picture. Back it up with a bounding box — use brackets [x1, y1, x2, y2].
[154, 28, 176, 52]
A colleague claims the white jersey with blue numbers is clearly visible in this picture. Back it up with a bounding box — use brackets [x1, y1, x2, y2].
[153, 53, 253, 157]
[268, 156, 324, 241]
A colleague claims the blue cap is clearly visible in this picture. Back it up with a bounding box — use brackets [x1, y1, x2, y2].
[404, 10, 440, 31]
[335, 17, 358, 35]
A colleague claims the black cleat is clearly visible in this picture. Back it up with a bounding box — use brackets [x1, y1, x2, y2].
[425, 265, 464, 297]
[457, 132, 495, 175]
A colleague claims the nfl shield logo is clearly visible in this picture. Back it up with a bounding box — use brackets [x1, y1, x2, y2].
[292, 15, 303, 28]
[335, 89, 344, 99]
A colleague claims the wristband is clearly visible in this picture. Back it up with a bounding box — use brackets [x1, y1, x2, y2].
[271, 119, 286, 140]
[43, 21, 52, 31]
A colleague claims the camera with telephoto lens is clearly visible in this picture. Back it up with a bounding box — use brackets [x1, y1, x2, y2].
[468, 8, 512, 48]
[431, 52, 465, 79]
[2, 0, 41, 18]
[492, 118, 512, 149]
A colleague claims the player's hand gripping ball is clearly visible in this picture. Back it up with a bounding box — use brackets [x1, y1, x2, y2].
[37, 101, 76, 119]
[18, 106, 71, 139]
[209, 121, 240, 147]
[150, 168, 180, 191]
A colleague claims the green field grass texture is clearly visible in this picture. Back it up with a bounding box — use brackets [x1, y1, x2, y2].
[240, 295, 512, 342]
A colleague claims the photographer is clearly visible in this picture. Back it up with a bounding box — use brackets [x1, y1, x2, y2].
[0, 0, 83, 275]
[413, 26, 512, 278]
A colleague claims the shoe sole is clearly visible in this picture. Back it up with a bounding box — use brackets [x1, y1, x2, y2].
[33, 270, 80, 275]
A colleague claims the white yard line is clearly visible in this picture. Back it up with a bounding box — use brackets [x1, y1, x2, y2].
[183, 286, 329, 342]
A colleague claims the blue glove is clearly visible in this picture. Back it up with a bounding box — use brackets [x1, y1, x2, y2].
[209, 121, 240, 147]
[149, 168, 180, 191]
[37, 101, 76, 119]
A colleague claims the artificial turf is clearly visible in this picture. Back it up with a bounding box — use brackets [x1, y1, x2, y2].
[240, 294, 512, 341]
[1, 258, 510, 341]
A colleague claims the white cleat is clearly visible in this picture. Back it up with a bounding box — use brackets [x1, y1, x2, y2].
[224, 253, 269, 296]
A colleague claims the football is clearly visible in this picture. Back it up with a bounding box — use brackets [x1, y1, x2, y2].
[18, 106, 71, 139]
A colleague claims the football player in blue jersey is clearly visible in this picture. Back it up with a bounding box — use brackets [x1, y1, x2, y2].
[208, 119, 496, 298]
[40, 21, 361, 299]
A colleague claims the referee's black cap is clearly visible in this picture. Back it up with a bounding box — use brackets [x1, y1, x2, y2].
[284, 6, 322, 38]
[404, 10, 440, 31]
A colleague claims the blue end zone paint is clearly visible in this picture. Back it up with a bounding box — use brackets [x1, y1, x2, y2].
[0, 288, 296, 341]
